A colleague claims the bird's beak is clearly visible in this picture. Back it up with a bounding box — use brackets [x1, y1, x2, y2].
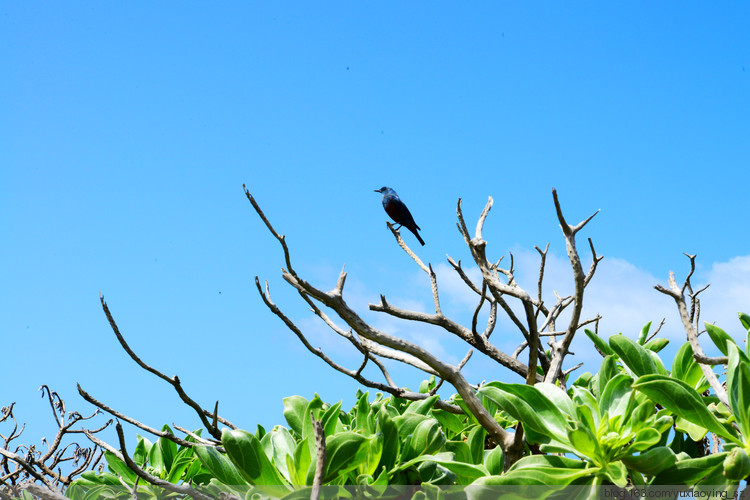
[374, 189, 381, 193]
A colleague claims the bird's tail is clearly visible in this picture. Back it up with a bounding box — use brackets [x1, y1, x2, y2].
[413, 229, 425, 246]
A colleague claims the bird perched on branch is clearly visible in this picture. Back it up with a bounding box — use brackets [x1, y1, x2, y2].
[374, 187, 425, 246]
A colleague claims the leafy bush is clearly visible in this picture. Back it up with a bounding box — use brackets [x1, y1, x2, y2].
[68, 315, 750, 498]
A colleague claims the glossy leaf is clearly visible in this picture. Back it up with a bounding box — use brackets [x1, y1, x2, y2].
[445, 440, 472, 464]
[282, 396, 308, 437]
[644, 337, 669, 353]
[261, 426, 296, 483]
[301, 395, 325, 440]
[672, 342, 706, 390]
[739, 312, 750, 332]
[595, 355, 618, 398]
[621, 446, 676, 475]
[194, 445, 247, 485]
[629, 427, 661, 452]
[704, 323, 736, 356]
[466, 425, 486, 465]
[402, 419, 445, 461]
[376, 410, 399, 472]
[132, 435, 151, 467]
[567, 423, 600, 461]
[483, 446, 504, 476]
[103, 452, 136, 483]
[585, 329, 614, 356]
[321, 401, 343, 437]
[396, 452, 489, 484]
[633, 375, 741, 444]
[290, 437, 312, 485]
[726, 342, 750, 438]
[404, 395, 439, 415]
[638, 321, 652, 345]
[222, 428, 289, 486]
[322, 431, 370, 482]
[478, 383, 569, 445]
[601, 461, 628, 487]
[609, 334, 656, 376]
[430, 409, 465, 437]
[652, 453, 727, 485]
[599, 373, 634, 421]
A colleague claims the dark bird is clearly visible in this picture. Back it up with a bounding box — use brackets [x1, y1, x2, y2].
[374, 187, 425, 246]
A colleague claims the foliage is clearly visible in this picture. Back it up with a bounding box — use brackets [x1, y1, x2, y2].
[66, 315, 750, 498]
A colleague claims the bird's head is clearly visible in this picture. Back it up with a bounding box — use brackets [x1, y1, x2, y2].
[374, 186, 394, 195]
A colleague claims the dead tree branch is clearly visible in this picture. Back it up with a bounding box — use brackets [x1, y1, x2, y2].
[654, 255, 730, 410]
[99, 296, 234, 439]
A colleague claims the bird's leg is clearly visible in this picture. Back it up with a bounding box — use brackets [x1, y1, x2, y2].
[393, 224, 403, 230]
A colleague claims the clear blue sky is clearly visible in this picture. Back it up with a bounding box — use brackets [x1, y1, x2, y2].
[3, 3, 750, 445]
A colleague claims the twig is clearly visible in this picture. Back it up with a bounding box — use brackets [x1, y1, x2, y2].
[100, 296, 227, 439]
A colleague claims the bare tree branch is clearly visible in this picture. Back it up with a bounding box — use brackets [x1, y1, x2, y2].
[310, 413, 326, 500]
[248, 189, 515, 451]
[654, 259, 730, 410]
[85, 423, 216, 500]
[544, 189, 600, 384]
[100, 296, 232, 439]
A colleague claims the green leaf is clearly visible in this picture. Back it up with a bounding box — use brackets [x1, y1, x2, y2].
[445, 440, 472, 464]
[672, 342, 707, 391]
[282, 396, 309, 437]
[290, 437, 312, 485]
[301, 395, 325, 440]
[633, 375, 742, 445]
[221, 428, 290, 487]
[262, 426, 296, 483]
[404, 395, 439, 415]
[430, 409, 465, 438]
[567, 423, 600, 461]
[483, 446, 504, 476]
[638, 321, 652, 345]
[321, 401, 343, 437]
[652, 452, 727, 485]
[147, 438, 165, 476]
[599, 373, 634, 422]
[675, 416, 709, 442]
[478, 383, 570, 446]
[321, 431, 370, 482]
[355, 391, 373, 434]
[375, 410, 399, 473]
[104, 452, 136, 483]
[466, 425, 487, 465]
[585, 329, 614, 356]
[471, 466, 592, 486]
[535, 383, 576, 419]
[726, 342, 750, 438]
[723, 446, 750, 480]
[601, 461, 628, 487]
[739, 312, 750, 332]
[155, 424, 177, 473]
[609, 334, 656, 376]
[194, 445, 247, 485]
[644, 338, 669, 353]
[396, 452, 489, 484]
[402, 419, 446, 461]
[571, 386, 600, 429]
[705, 323, 737, 356]
[621, 446, 676, 476]
[132, 435, 151, 467]
[629, 427, 661, 452]
[167, 450, 196, 484]
[595, 355, 618, 399]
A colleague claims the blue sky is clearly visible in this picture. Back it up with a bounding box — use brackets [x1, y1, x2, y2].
[3, 3, 750, 446]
